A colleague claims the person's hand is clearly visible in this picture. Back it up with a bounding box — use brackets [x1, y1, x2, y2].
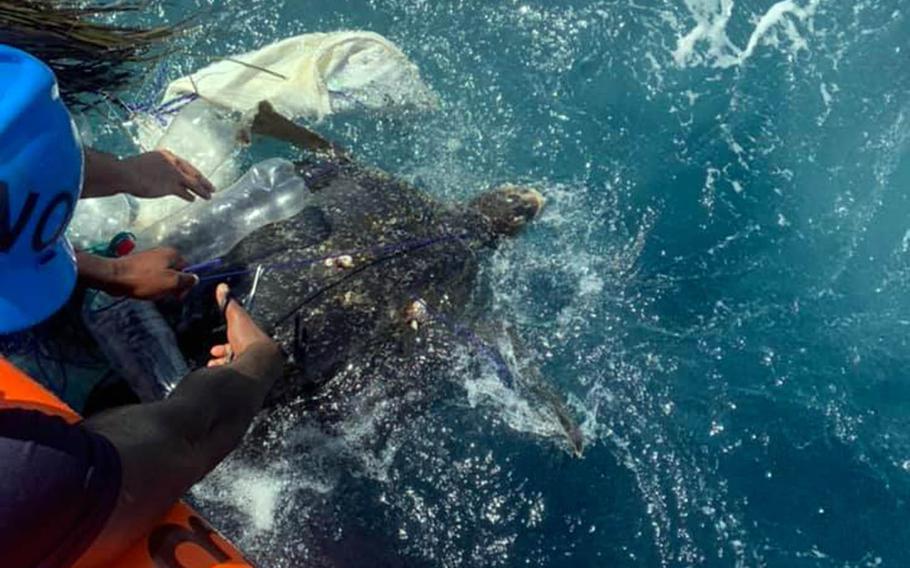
[109, 248, 199, 301]
[208, 284, 279, 367]
[120, 150, 215, 202]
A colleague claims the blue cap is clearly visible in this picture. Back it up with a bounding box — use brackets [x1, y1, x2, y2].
[0, 45, 84, 334]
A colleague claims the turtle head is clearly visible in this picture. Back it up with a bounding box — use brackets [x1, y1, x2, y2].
[469, 184, 545, 238]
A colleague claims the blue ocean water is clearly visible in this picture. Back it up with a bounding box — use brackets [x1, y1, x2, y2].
[96, 1, 910, 566]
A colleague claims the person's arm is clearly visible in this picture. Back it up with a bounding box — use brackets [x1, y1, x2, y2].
[75, 343, 281, 566]
[76, 248, 198, 301]
[83, 148, 214, 201]
[74, 286, 282, 567]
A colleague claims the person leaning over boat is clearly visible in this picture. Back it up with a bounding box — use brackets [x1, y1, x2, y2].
[0, 44, 218, 407]
[0, 46, 284, 567]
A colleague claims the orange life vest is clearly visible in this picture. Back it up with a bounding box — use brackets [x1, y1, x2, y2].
[0, 357, 253, 568]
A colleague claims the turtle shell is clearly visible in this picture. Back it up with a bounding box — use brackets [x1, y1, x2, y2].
[180, 159, 489, 400]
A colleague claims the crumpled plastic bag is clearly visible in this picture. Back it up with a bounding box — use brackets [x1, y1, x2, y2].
[134, 30, 438, 189]
[163, 30, 438, 121]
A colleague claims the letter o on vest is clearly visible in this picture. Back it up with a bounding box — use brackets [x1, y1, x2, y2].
[32, 192, 74, 252]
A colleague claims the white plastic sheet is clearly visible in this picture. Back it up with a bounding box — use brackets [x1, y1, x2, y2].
[162, 31, 438, 121]
[135, 30, 438, 188]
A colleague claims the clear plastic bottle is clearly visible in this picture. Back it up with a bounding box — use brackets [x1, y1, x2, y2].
[81, 292, 189, 402]
[136, 158, 310, 263]
[68, 194, 136, 250]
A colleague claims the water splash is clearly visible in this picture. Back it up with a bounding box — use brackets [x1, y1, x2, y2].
[673, 0, 823, 68]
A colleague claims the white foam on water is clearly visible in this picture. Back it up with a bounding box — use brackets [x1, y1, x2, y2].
[739, 0, 818, 61]
[673, 0, 822, 68]
[336, 401, 408, 483]
[194, 461, 292, 534]
[462, 370, 567, 442]
[673, 0, 738, 67]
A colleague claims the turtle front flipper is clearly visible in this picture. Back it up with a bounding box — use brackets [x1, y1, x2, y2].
[451, 317, 585, 458]
[501, 325, 585, 457]
[504, 328, 585, 458]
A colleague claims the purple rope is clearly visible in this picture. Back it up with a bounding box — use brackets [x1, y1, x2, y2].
[182, 229, 514, 388]
[421, 302, 515, 389]
[155, 92, 199, 113]
[193, 232, 469, 283]
[185, 258, 225, 274]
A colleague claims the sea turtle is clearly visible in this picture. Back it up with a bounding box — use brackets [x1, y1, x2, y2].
[177, 103, 583, 456]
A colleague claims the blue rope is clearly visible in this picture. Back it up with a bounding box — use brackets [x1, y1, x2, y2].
[154, 92, 199, 114]
[105, 64, 200, 127]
